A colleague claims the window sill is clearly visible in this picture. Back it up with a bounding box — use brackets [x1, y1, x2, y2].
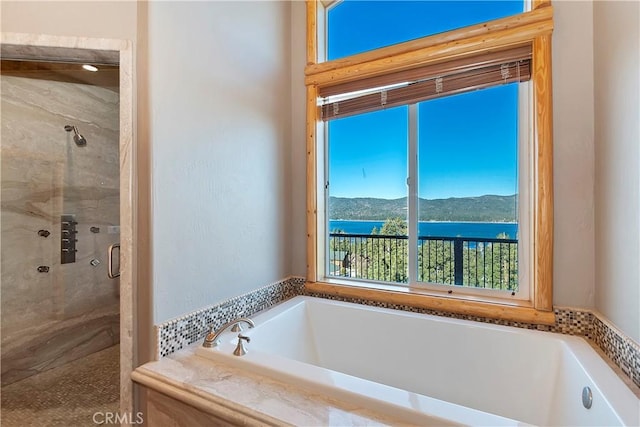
[305, 280, 556, 325]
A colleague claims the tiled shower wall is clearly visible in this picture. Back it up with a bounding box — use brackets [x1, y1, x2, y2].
[1, 75, 120, 385]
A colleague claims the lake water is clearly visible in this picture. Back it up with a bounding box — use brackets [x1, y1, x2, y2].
[329, 220, 518, 239]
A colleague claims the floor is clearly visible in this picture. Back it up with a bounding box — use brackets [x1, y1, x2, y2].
[1, 345, 119, 427]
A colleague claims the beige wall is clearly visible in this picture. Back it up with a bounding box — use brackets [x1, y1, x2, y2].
[290, 1, 308, 277]
[0, 1, 136, 41]
[146, 1, 292, 322]
[551, 0, 596, 307]
[593, 1, 640, 343]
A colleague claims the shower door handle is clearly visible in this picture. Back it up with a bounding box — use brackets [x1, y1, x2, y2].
[108, 243, 121, 279]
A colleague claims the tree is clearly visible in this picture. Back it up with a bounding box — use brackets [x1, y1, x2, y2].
[329, 217, 517, 291]
[364, 217, 408, 283]
[380, 217, 407, 236]
[418, 240, 454, 284]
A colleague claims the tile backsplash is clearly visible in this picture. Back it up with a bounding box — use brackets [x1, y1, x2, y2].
[156, 277, 304, 358]
[592, 314, 640, 388]
[156, 276, 638, 389]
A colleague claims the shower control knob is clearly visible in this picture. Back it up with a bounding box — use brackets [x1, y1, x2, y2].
[37, 230, 50, 238]
[60, 214, 78, 264]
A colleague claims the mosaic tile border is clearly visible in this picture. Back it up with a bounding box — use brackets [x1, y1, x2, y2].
[592, 314, 640, 388]
[303, 290, 595, 336]
[155, 277, 305, 358]
[156, 275, 638, 390]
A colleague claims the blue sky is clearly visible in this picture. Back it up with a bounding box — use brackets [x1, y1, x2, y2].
[328, 1, 523, 61]
[327, 0, 523, 200]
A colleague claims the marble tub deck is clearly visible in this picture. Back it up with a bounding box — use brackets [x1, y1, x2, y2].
[133, 343, 414, 427]
[134, 338, 640, 426]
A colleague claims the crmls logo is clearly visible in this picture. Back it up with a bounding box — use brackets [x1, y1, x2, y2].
[92, 412, 144, 425]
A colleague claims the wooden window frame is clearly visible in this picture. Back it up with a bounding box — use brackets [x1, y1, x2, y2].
[305, 0, 555, 325]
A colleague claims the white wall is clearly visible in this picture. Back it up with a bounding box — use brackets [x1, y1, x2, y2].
[147, 1, 292, 322]
[593, 1, 640, 343]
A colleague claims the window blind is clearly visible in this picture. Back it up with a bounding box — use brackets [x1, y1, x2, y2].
[320, 44, 531, 121]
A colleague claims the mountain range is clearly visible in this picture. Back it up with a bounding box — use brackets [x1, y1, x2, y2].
[329, 194, 517, 222]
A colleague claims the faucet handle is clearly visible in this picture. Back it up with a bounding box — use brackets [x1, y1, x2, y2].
[233, 334, 250, 356]
[203, 325, 218, 348]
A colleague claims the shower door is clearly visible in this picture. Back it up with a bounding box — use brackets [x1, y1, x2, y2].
[0, 63, 121, 386]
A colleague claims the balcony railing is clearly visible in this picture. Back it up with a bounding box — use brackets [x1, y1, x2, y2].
[328, 233, 518, 291]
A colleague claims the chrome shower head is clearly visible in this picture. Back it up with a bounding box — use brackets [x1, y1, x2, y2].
[64, 125, 87, 147]
[74, 132, 87, 147]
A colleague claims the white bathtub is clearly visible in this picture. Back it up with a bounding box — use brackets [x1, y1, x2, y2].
[196, 296, 639, 426]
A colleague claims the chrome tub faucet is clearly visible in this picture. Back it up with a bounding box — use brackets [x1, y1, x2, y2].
[202, 318, 255, 348]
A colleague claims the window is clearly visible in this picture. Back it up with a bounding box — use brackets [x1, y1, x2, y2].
[415, 84, 530, 300]
[306, 0, 555, 324]
[323, 50, 531, 299]
[326, 1, 525, 61]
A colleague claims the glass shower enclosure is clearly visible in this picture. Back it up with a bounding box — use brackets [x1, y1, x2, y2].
[0, 60, 121, 396]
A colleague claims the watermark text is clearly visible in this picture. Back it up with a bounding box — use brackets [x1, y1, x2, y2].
[93, 412, 144, 425]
